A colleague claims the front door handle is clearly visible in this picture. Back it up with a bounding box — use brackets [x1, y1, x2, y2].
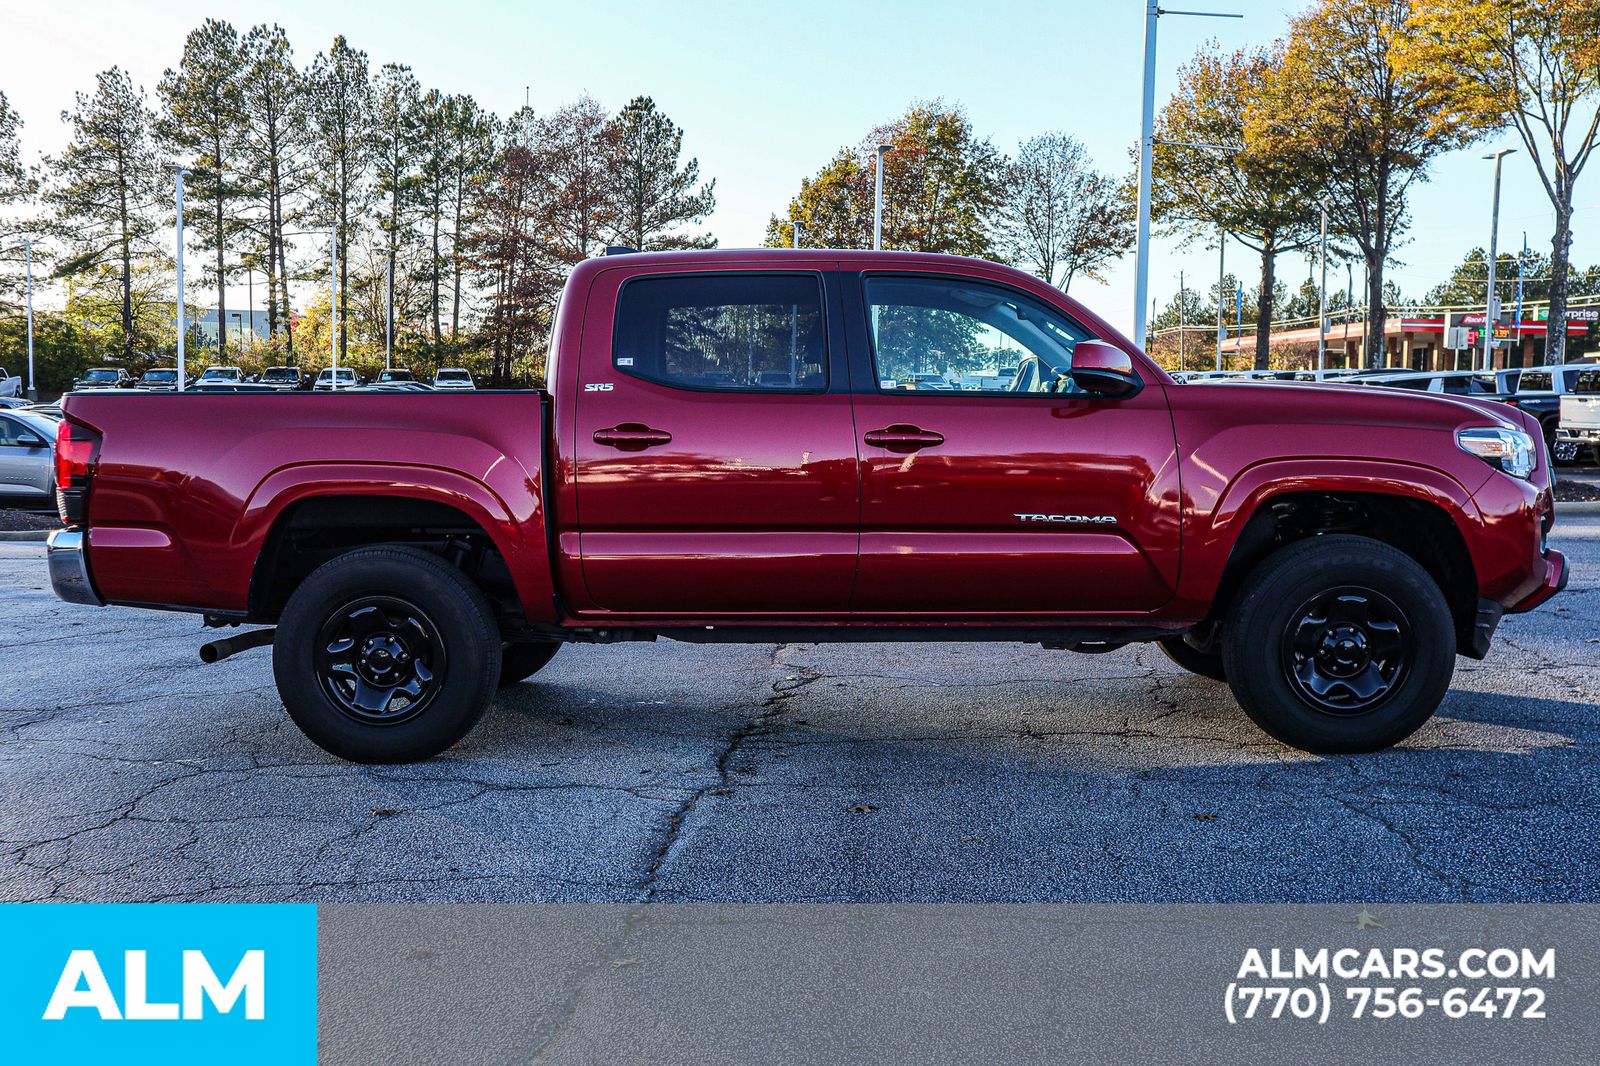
[863, 424, 945, 453]
[594, 423, 673, 451]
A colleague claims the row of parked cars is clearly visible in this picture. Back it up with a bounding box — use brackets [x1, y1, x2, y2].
[70, 364, 479, 393]
[1172, 363, 1600, 465]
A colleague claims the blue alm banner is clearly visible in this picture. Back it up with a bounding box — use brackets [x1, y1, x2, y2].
[0, 904, 317, 1064]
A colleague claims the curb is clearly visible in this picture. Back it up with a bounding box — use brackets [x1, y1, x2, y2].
[1555, 500, 1600, 515]
[0, 530, 53, 542]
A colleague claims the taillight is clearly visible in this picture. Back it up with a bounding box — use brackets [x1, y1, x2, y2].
[55, 419, 101, 525]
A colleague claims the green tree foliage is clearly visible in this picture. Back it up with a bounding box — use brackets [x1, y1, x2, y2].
[45, 67, 164, 363]
[1156, 42, 1325, 369]
[605, 95, 716, 251]
[1253, 0, 1477, 368]
[767, 101, 1001, 255]
[993, 132, 1132, 294]
[537, 94, 616, 264]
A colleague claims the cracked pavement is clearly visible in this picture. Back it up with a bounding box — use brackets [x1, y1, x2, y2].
[1, 518, 1596, 904]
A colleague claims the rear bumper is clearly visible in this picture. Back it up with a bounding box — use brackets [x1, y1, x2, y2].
[47, 528, 103, 606]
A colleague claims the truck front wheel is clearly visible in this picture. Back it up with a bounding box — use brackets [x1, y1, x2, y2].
[273, 546, 502, 763]
[1222, 535, 1455, 753]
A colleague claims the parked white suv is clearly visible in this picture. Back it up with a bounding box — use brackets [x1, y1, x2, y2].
[198, 366, 243, 384]
[314, 367, 360, 391]
[433, 367, 476, 390]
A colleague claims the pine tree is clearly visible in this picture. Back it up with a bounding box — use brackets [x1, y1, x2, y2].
[604, 96, 715, 250]
[0, 91, 39, 308]
[446, 96, 495, 340]
[307, 35, 373, 362]
[372, 63, 422, 360]
[159, 18, 245, 360]
[46, 68, 163, 363]
[238, 23, 307, 358]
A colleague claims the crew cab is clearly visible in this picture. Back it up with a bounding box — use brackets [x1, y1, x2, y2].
[45, 250, 1567, 763]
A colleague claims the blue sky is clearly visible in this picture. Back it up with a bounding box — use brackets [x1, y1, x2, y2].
[2, 0, 1565, 333]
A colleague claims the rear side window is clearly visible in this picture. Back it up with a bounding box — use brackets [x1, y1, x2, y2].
[1519, 371, 1553, 391]
[1576, 369, 1600, 393]
[614, 274, 826, 391]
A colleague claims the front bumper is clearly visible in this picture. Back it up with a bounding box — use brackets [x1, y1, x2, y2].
[1511, 547, 1568, 613]
[47, 528, 104, 606]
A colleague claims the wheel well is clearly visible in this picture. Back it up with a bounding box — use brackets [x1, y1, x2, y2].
[249, 495, 523, 628]
[1212, 491, 1478, 655]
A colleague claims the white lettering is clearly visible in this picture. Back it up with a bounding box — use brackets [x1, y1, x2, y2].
[183, 949, 265, 1020]
[43, 950, 122, 1020]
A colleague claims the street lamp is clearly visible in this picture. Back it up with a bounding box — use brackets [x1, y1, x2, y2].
[793, 219, 804, 250]
[168, 164, 191, 390]
[1215, 227, 1226, 371]
[1482, 147, 1517, 372]
[873, 143, 892, 251]
[1134, 1, 1243, 352]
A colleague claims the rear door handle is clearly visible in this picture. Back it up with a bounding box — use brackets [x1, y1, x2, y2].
[594, 424, 673, 451]
[863, 425, 945, 453]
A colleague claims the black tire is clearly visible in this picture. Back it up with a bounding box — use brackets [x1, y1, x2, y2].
[1157, 635, 1228, 681]
[500, 641, 560, 686]
[273, 546, 502, 763]
[1222, 534, 1454, 754]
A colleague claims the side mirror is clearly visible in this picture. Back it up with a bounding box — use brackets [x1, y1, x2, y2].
[1069, 340, 1141, 398]
[15, 432, 45, 448]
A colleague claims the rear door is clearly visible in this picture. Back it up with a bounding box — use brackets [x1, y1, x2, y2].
[845, 272, 1181, 616]
[572, 265, 860, 614]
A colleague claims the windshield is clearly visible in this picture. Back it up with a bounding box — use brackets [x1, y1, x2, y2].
[84, 369, 118, 382]
[201, 368, 239, 380]
[379, 370, 412, 381]
[262, 368, 297, 381]
[142, 370, 177, 382]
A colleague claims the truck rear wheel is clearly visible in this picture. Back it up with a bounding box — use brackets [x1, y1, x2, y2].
[1222, 535, 1455, 753]
[500, 641, 560, 686]
[273, 546, 502, 763]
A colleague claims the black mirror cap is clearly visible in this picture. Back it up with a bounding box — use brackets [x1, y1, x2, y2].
[1070, 367, 1141, 398]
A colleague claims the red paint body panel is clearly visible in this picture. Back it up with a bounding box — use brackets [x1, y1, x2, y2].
[61, 249, 1561, 637]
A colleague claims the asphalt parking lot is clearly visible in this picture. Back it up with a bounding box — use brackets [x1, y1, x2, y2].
[1, 518, 1596, 905]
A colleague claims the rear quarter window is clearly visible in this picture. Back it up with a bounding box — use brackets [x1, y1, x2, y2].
[613, 273, 826, 392]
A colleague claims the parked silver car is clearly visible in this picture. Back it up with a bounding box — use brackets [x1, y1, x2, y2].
[0, 408, 59, 500]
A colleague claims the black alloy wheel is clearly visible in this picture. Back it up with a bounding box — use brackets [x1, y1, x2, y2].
[1282, 586, 1413, 714]
[315, 595, 447, 725]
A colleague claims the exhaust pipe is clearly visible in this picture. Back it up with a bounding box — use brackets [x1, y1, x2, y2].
[200, 627, 276, 664]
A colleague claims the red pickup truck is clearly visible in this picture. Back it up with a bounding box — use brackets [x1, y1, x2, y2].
[47, 249, 1566, 762]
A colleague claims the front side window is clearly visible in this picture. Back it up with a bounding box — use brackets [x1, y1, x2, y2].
[614, 274, 826, 391]
[864, 275, 1093, 396]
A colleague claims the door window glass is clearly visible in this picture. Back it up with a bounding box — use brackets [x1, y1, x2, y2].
[864, 275, 1093, 395]
[614, 274, 826, 391]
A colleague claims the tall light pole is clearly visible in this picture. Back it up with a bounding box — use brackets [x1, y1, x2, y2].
[385, 249, 393, 371]
[794, 219, 804, 249]
[330, 224, 339, 381]
[23, 238, 35, 400]
[1317, 198, 1329, 373]
[169, 164, 191, 390]
[1482, 147, 1516, 372]
[1215, 227, 1226, 371]
[1134, 2, 1243, 352]
[873, 143, 892, 250]
[1178, 270, 1186, 372]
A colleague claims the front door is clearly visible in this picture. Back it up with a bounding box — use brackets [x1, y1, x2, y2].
[0, 416, 51, 497]
[848, 273, 1181, 617]
[573, 267, 860, 615]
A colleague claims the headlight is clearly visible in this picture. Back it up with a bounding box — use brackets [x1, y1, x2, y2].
[1458, 426, 1534, 479]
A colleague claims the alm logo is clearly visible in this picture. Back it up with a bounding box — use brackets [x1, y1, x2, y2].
[44, 949, 265, 1021]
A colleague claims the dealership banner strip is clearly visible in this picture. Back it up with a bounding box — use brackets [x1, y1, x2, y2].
[6, 902, 1598, 1063]
[319, 903, 1600, 1065]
